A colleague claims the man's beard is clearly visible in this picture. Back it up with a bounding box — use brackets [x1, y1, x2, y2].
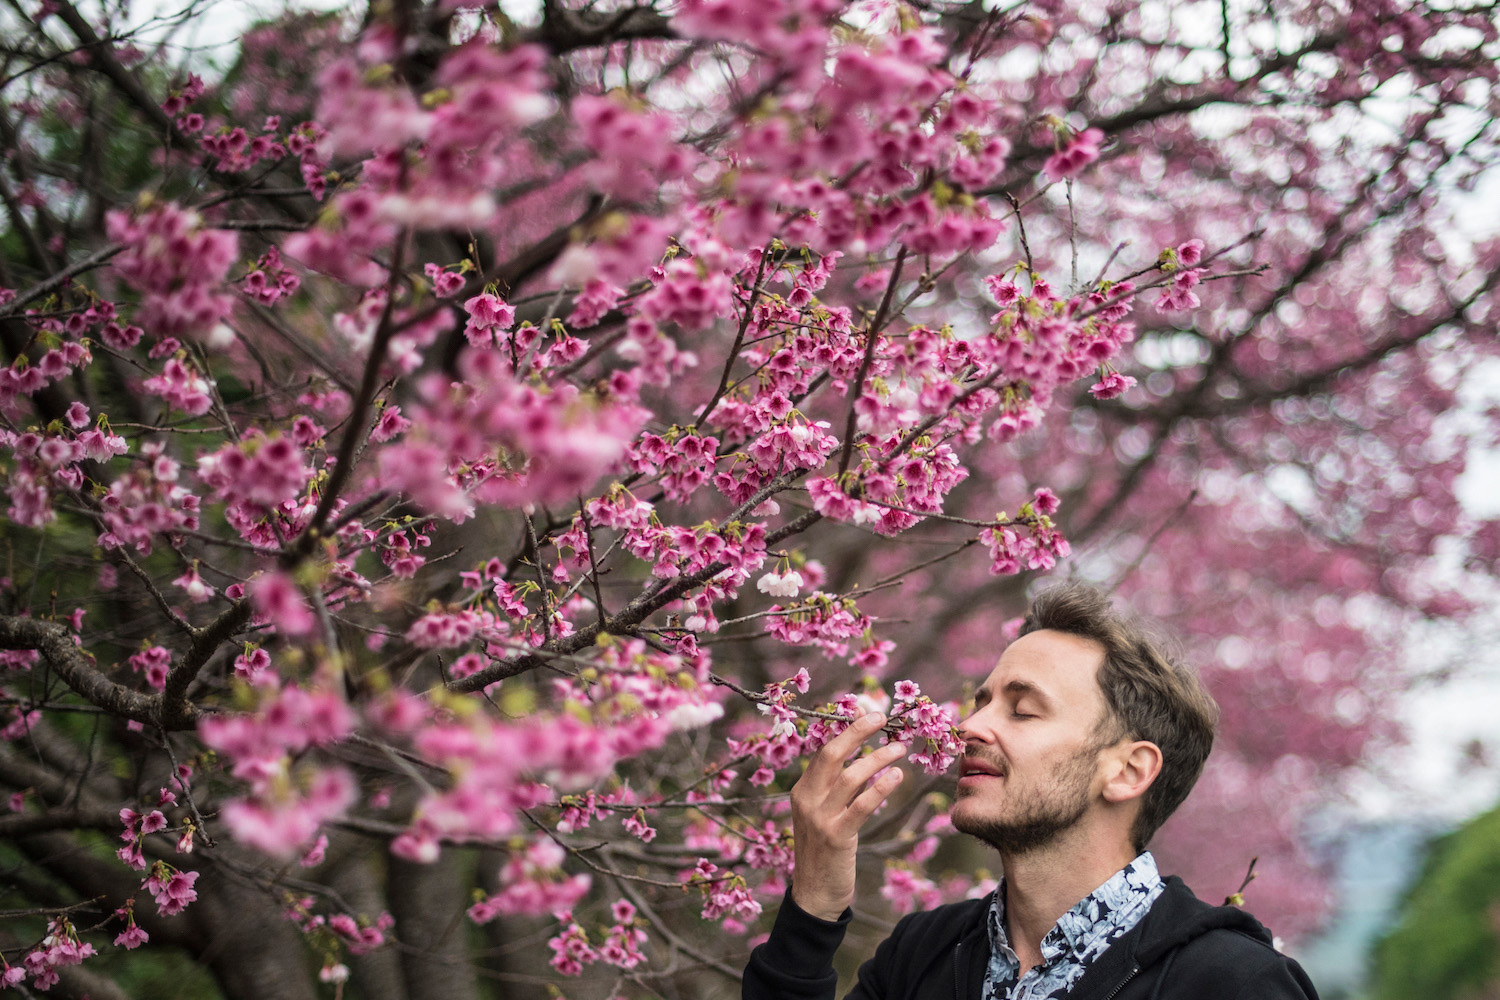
[951, 743, 1099, 856]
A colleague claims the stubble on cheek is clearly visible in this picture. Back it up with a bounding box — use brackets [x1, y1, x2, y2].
[950, 748, 1097, 855]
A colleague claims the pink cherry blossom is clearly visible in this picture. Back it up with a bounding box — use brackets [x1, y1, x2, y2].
[1089, 371, 1137, 400]
[1043, 126, 1104, 181]
[247, 572, 315, 636]
[1155, 268, 1204, 312]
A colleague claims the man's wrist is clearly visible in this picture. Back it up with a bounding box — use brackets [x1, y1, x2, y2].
[745, 886, 852, 992]
[789, 885, 850, 922]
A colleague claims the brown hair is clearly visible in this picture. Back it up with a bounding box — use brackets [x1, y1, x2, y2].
[1019, 583, 1218, 851]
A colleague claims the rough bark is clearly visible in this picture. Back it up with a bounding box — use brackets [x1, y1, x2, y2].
[0, 616, 192, 729]
[327, 844, 407, 1000]
[388, 849, 480, 1000]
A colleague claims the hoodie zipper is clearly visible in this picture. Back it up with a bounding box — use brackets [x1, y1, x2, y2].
[958, 952, 1140, 1000]
[1101, 964, 1141, 1000]
[958, 931, 1145, 1000]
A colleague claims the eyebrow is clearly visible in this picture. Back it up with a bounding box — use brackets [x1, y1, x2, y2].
[973, 679, 1052, 708]
[1003, 680, 1051, 706]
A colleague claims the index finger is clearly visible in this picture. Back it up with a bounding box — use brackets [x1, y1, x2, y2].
[804, 712, 890, 782]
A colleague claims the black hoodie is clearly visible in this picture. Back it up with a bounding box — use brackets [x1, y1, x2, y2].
[742, 876, 1319, 1000]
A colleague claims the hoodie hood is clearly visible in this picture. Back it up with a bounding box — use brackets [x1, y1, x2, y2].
[1132, 876, 1275, 969]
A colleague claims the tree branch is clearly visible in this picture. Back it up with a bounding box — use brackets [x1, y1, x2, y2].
[0, 805, 119, 837]
[0, 616, 195, 729]
[448, 475, 822, 693]
[524, 3, 676, 55]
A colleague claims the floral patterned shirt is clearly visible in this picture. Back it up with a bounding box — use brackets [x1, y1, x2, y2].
[982, 852, 1165, 1000]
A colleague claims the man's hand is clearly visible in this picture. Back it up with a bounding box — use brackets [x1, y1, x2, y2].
[789, 712, 907, 921]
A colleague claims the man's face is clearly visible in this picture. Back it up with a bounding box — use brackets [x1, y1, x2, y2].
[950, 629, 1117, 855]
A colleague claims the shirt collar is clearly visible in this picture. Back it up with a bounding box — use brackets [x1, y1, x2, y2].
[986, 851, 1163, 967]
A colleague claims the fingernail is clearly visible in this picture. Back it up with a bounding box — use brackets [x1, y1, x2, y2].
[866, 712, 885, 726]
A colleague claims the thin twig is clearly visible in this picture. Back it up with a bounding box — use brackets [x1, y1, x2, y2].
[1089, 240, 1131, 289]
[521, 809, 691, 888]
[695, 249, 770, 427]
[159, 730, 216, 847]
[1004, 192, 1033, 270]
[577, 499, 610, 632]
[294, 229, 410, 554]
[1066, 178, 1079, 291]
[0, 243, 123, 318]
[838, 248, 908, 476]
[1104, 490, 1200, 595]
[525, 513, 553, 643]
[868, 538, 983, 590]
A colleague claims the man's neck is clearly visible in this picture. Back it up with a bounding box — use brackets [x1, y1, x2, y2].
[999, 837, 1140, 974]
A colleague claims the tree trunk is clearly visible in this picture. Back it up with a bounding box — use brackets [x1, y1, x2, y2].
[388, 849, 480, 1000]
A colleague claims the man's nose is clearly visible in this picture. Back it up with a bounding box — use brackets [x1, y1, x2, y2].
[955, 705, 995, 743]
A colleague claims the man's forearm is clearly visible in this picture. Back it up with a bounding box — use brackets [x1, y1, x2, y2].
[742, 889, 852, 1000]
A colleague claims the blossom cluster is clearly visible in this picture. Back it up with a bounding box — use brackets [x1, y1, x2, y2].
[106, 204, 238, 341]
[283, 896, 392, 956]
[1, 346, 119, 527]
[375, 346, 648, 520]
[544, 897, 650, 977]
[469, 839, 591, 921]
[143, 862, 199, 917]
[887, 682, 966, 775]
[379, 637, 724, 866]
[686, 861, 763, 926]
[5, 919, 96, 991]
[198, 684, 356, 856]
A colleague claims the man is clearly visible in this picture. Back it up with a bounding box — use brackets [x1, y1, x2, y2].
[743, 583, 1317, 1000]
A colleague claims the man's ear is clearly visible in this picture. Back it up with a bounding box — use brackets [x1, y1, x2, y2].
[1101, 740, 1163, 804]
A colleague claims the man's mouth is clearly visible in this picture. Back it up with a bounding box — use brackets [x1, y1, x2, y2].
[958, 756, 1005, 779]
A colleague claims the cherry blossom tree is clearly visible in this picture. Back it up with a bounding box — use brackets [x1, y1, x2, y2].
[0, 0, 1496, 996]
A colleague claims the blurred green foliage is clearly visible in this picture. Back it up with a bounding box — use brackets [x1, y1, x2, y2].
[91, 938, 227, 1000]
[0, 841, 224, 1000]
[1369, 802, 1500, 1000]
